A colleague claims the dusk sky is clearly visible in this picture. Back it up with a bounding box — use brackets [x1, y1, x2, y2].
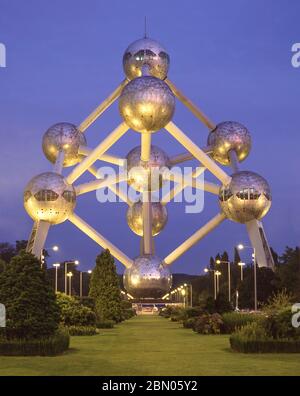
[0, 0, 299, 275]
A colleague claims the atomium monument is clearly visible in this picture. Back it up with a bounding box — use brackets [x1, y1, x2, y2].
[24, 36, 274, 299]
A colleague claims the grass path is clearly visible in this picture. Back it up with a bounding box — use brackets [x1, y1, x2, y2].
[0, 315, 300, 376]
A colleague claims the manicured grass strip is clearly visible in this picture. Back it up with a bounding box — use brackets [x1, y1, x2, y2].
[0, 316, 300, 376]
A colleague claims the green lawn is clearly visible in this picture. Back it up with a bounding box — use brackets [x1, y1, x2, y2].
[0, 315, 300, 376]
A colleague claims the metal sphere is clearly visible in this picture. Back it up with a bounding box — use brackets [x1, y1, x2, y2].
[24, 172, 76, 225]
[219, 171, 271, 223]
[126, 145, 170, 192]
[123, 255, 172, 299]
[123, 37, 170, 80]
[207, 121, 251, 166]
[126, 201, 168, 236]
[42, 122, 87, 167]
[119, 76, 175, 133]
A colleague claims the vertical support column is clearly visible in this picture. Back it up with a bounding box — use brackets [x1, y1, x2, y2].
[142, 191, 153, 255]
[53, 150, 65, 174]
[141, 133, 152, 162]
[246, 219, 275, 269]
[26, 220, 51, 259]
[229, 150, 239, 173]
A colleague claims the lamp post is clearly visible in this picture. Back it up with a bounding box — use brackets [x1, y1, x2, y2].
[64, 260, 79, 294]
[215, 271, 221, 294]
[184, 283, 193, 307]
[67, 272, 73, 296]
[204, 268, 221, 300]
[235, 290, 239, 311]
[41, 245, 59, 268]
[53, 263, 60, 293]
[238, 244, 257, 311]
[216, 259, 231, 302]
[238, 261, 245, 281]
[80, 271, 83, 298]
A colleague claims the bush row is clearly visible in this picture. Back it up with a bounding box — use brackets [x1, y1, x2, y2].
[67, 326, 97, 336]
[0, 328, 70, 356]
[230, 334, 300, 353]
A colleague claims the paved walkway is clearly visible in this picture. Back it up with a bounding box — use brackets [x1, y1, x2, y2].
[1, 315, 300, 375]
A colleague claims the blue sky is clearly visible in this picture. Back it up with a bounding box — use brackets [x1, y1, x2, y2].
[0, 0, 299, 274]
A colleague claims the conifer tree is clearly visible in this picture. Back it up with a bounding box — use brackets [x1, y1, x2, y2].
[0, 250, 60, 339]
[89, 249, 122, 323]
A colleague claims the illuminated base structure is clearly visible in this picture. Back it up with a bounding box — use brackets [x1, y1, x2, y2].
[24, 36, 274, 299]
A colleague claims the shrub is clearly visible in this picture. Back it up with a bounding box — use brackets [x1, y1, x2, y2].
[264, 290, 294, 312]
[232, 321, 269, 341]
[263, 308, 300, 340]
[0, 328, 69, 356]
[222, 312, 263, 334]
[204, 294, 233, 314]
[159, 306, 174, 318]
[122, 308, 136, 320]
[183, 307, 204, 319]
[0, 251, 60, 340]
[97, 320, 115, 329]
[56, 293, 96, 327]
[193, 313, 223, 335]
[67, 326, 97, 336]
[183, 317, 197, 329]
[230, 322, 300, 353]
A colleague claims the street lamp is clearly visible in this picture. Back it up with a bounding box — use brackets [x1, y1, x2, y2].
[41, 245, 59, 267]
[53, 263, 60, 293]
[204, 268, 220, 300]
[238, 244, 257, 311]
[64, 260, 79, 294]
[238, 262, 246, 281]
[216, 259, 231, 302]
[215, 271, 221, 295]
[184, 283, 193, 307]
[66, 272, 73, 296]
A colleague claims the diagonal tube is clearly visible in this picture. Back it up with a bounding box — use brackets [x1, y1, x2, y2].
[164, 212, 226, 265]
[66, 122, 129, 184]
[68, 212, 133, 268]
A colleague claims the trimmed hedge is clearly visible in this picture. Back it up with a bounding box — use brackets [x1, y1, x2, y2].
[0, 328, 70, 356]
[230, 335, 300, 353]
[97, 320, 115, 329]
[67, 326, 97, 336]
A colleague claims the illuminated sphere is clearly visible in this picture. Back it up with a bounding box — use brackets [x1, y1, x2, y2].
[207, 121, 251, 166]
[24, 172, 76, 225]
[123, 37, 170, 80]
[123, 255, 172, 299]
[126, 201, 168, 236]
[119, 76, 175, 133]
[126, 145, 170, 192]
[219, 171, 271, 223]
[42, 122, 87, 167]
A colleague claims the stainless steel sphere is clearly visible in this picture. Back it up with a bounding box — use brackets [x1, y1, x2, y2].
[207, 121, 251, 166]
[123, 37, 170, 80]
[24, 172, 76, 224]
[123, 255, 172, 299]
[119, 76, 175, 133]
[219, 171, 271, 223]
[126, 145, 170, 192]
[126, 201, 168, 236]
[42, 122, 87, 167]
